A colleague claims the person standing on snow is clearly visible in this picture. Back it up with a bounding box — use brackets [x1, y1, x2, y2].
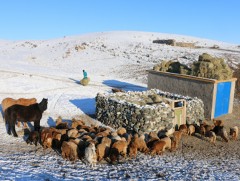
[83, 69, 88, 79]
[80, 69, 90, 86]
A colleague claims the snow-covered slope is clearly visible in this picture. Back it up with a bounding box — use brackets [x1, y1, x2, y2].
[0, 31, 240, 180]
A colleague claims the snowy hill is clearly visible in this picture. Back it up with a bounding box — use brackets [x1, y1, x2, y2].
[0, 31, 240, 180]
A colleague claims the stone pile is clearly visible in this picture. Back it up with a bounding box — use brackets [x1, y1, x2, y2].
[96, 89, 204, 134]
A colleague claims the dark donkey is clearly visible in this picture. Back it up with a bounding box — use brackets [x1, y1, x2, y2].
[4, 98, 48, 137]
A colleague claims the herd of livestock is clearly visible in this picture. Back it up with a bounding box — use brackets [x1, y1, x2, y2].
[1, 97, 239, 166]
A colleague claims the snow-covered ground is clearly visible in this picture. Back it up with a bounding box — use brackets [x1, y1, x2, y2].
[0, 31, 240, 180]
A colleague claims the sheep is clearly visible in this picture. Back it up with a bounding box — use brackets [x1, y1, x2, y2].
[147, 137, 160, 150]
[133, 134, 149, 153]
[109, 139, 128, 163]
[61, 141, 71, 160]
[128, 140, 138, 158]
[172, 131, 182, 148]
[67, 141, 79, 162]
[160, 136, 171, 150]
[178, 124, 188, 135]
[96, 128, 111, 137]
[85, 141, 97, 167]
[170, 138, 177, 152]
[56, 116, 63, 126]
[40, 127, 54, 149]
[213, 126, 229, 142]
[205, 131, 216, 145]
[230, 126, 239, 140]
[200, 124, 206, 138]
[96, 137, 111, 161]
[187, 125, 195, 136]
[80, 135, 93, 142]
[117, 127, 127, 136]
[52, 131, 62, 149]
[122, 133, 132, 146]
[149, 140, 166, 155]
[56, 122, 69, 129]
[61, 141, 79, 162]
[101, 136, 112, 147]
[26, 131, 39, 146]
[110, 131, 122, 142]
[219, 127, 229, 142]
[148, 131, 159, 140]
[71, 118, 85, 129]
[72, 138, 86, 159]
[204, 125, 214, 133]
[67, 128, 80, 138]
[213, 119, 224, 127]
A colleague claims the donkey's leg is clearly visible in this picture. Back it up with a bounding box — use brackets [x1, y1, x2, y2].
[4, 112, 11, 135]
[7, 122, 11, 135]
[34, 120, 40, 132]
[11, 124, 18, 137]
[9, 117, 18, 137]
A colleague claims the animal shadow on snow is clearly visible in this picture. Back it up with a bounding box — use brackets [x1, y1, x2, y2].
[103, 80, 147, 92]
[70, 98, 96, 118]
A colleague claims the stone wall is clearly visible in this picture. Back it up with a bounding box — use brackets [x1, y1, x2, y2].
[96, 89, 204, 134]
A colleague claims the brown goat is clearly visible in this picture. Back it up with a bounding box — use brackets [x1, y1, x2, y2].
[26, 131, 39, 146]
[200, 124, 206, 138]
[178, 124, 188, 135]
[205, 131, 216, 145]
[170, 138, 177, 151]
[96, 137, 111, 161]
[133, 134, 149, 153]
[61, 141, 79, 162]
[160, 136, 171, 150]
[149, 140, 166, 155]
[213, 119, 224, 127]
[213, 126, 229, 142]
[67, 128, 80, 138]
[40, 127, 55, 149]
[96, 129, 112, 137]
[230, 126, 239, 141]
[71, 118, 85, 129]
[117, 127, 127, 136]
[128, 135, 138, 158]
[52, 131, 62, 149]
[172, 131, 182, 148]
[109, 139, 128, 163]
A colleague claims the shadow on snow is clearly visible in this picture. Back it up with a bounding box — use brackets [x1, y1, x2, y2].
[69, 98, 96, 118]
[102, 79, 147, 92]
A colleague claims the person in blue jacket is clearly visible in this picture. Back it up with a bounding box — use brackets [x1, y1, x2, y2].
[83, 70, 88, 79]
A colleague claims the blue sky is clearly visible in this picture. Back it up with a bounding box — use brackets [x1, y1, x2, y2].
[0, 0, 239, 44]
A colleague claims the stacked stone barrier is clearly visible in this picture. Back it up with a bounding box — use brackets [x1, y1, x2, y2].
[96, 89, 204, 134]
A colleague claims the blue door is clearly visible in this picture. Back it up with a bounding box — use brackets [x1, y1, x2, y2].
[214, 82, 231, 118]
